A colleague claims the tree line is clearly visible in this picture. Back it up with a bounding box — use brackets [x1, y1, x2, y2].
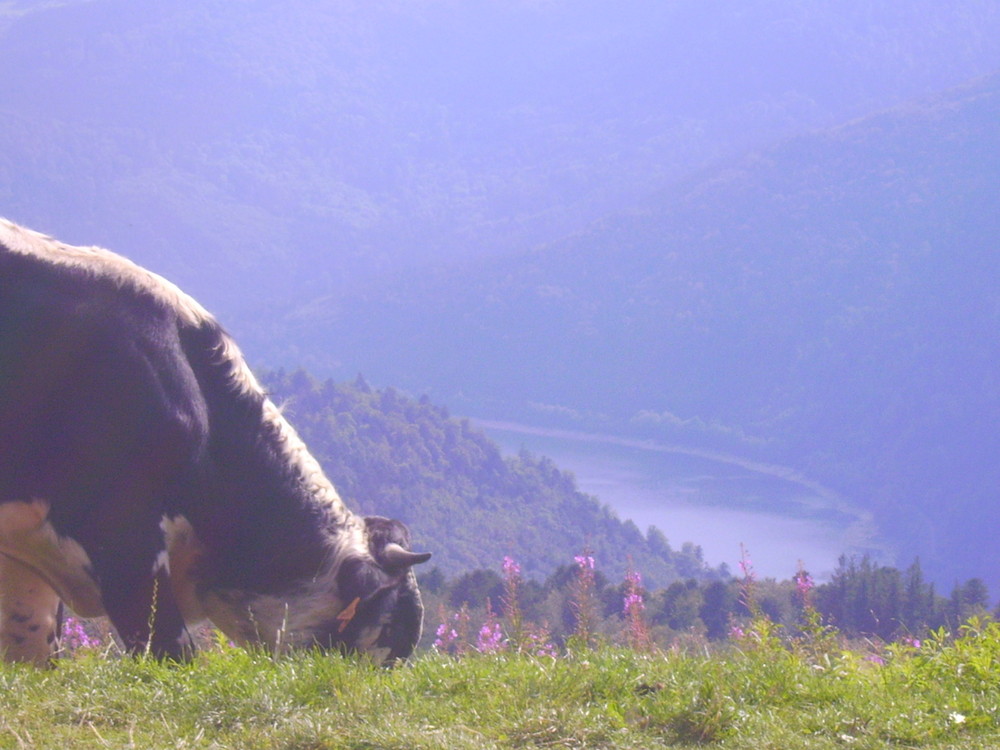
[417, 553, 994, 650]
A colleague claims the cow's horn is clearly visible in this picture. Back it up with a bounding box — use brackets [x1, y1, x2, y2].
[381, 543, 432, 569]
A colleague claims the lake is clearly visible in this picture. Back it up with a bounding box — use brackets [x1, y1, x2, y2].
[477, 420, 885, 581]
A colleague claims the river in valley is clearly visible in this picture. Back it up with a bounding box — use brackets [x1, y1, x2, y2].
[477, 420, 884, 581]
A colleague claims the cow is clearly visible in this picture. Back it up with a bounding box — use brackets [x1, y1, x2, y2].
[0, 218, 430, 666]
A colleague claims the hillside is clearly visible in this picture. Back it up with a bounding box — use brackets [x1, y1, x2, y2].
[261, 370, 720, 588]
[265, 73, 1000, 589]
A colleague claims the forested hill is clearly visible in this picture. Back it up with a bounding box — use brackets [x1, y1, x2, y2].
[261, 370, 721, 588]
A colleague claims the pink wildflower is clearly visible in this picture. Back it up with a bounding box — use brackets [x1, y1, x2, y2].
[476, 599, 507, 653]
[623, 564, 651, 650]
[433, 605, 471, 654]
[501, 556, 524, 649]
[794, 563, 815, 609]
[433, 621, 459, 651]
[624, 591, 645, 612]
[476, 621, 505, 653]
[795, 571, 814, 597]
[623, 567, 646, 615]
[570, 549, 598, 646]
[523, 626, 558, 658]
[60, 616, 100, 653]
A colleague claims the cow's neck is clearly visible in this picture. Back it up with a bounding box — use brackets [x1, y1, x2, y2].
[178, 323, 364, 594]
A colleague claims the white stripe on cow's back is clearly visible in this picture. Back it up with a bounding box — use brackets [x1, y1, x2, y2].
[261, 398, 348, 514]
[0, 218, 352, 520]
[0, 218, 213, 329]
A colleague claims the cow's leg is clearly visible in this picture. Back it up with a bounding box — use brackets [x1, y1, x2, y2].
[100, 560, 192, 660]
[0, 554, 61, 665]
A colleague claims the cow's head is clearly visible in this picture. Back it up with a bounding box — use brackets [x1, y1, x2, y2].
[320, 516, 430, 665]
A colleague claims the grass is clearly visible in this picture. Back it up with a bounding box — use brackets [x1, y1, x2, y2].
[4, 621, 1000, 749]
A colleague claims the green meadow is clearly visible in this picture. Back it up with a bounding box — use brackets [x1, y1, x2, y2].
[4, 619, 1000, 749]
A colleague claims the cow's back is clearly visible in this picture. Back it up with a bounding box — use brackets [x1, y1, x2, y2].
[0, 225, 208, 526]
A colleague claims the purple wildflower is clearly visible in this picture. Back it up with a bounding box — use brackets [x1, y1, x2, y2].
[476, 621, 505, 653]
[570, 549, 598, 646]
[523, 625, 558, 658]
[433, 621, 459, 651]
[476, 599, 507, 653]
[433, 605, 471, 655]
[501, 556, 525, 650]
[623, 564, 651, 650]
[795, 571, 814, 597]
[624, 568, 645, 613]
[60, 616, 100, 653]
[794, 561, 815, 607]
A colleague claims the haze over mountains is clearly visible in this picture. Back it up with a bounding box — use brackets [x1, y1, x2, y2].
[2, 1, 999, 588]
[273, 73, 1000, 589]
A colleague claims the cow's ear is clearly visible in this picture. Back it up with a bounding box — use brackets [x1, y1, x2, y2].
[364, 516, 432, 572]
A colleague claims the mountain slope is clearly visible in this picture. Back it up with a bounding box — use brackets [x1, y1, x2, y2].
[262, 371, 720, 588]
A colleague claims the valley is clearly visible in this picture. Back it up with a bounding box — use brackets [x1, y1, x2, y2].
[479, 420, 885, 580]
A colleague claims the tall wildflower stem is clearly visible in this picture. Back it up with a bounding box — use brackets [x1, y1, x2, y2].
[570, 550, 598, 649]
[794, 562, 815, 610]
[476, 599, 506, 653]
[737, 544, 761, 620]
[433, 603, 472, 656]
[502, 556, 525, 651]
[623, 561, 652, 651]
[793, 560, 836, 657]
[733, 544, 780, 647]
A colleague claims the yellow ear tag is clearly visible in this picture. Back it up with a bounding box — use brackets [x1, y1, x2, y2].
[336, 597, 361, 633]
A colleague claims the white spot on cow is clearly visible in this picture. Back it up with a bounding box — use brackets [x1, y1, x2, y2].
[0, 554, 61, 665]
[0, 499, 104, 617]
[160, 515, 206, 626]
[152, 548, 170, 576]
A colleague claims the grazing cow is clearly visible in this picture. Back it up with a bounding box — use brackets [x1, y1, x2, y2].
[0, 219, 430, 666]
